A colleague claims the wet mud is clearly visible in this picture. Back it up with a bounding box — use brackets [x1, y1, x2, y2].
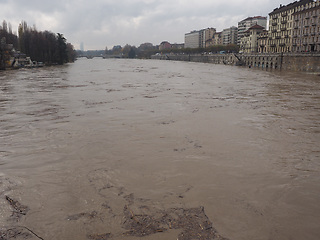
[1, 170, 228, 240]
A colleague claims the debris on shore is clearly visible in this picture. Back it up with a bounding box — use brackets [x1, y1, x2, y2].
[5, 196, 29, 221]
[123, 205, 228, 240]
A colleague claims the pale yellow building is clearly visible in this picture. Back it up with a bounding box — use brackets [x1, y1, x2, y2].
[257, 30, 269, 53]
[204, 31, 222, 48]
[213, 32, 223, 45]
[201, 28, 216, 48]
[292, 0, 320, 52]
[268, 0, 314, 53]
[240, 25, 265, 53]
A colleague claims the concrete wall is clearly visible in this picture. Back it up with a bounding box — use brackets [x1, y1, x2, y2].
[152, 54, 240, 66]
[241, 54, 282, 69]
[282, 54, 320, 72]
[151, 53, 320, 72]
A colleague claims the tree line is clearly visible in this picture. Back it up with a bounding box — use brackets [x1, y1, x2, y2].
[0, 20, 75, 68]
[102, 43, 239, 59]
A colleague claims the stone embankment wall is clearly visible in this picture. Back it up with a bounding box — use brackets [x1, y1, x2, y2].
[151, 54, 240, 66]
[151, 53, 320, 72]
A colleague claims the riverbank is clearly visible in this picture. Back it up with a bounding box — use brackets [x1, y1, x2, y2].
[151, 52, 320, 72]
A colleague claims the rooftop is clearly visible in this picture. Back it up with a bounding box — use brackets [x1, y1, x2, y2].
[241, 16, 267, 22]
[269, 0, 314, 15]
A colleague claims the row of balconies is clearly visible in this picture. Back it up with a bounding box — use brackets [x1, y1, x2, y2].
[267, 40, 320, 47]
[272, 35, 290, 39]
[269, 43, 286, 48]
[294, 14, 319, 21]
[294, 25, 318, 31]
[270, 29, 320, 37]
[270, 23, 317, 32]
[301, 40, 319, 45]
[304, 32, 317, 36]
[271, 19, 290, 25]
[269, 38, 290, 43]
[293, 31, 319, 36]
[271, 13, 288, 20]
[294, 36, 320, 42]
[294, 21, 318, 26]
[270, 33, 291, 38]
[293, 38, 320, 45]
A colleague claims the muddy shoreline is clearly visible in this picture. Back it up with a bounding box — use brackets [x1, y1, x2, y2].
[1, 193, 228, 240]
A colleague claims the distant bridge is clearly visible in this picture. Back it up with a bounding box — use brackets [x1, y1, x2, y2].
[77, 54, 123, 59]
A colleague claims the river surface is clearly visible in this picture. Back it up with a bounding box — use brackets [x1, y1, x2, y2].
[0, 58, 320, 240]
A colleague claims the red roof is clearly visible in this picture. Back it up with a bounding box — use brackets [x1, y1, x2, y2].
[249, 24, 265, 30]
[241, 16, 267, 21]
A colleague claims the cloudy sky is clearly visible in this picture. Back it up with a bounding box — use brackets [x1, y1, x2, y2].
[0, 0, 296, 50]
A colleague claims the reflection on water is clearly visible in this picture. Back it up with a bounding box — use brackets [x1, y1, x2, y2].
[0, 59, 319, 240]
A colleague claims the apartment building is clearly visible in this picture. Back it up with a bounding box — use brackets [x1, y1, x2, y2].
[185, 28, 216, 48]
[238, 16, 267, 45]
[292, 0, 320, 52]
[201, 28, 216, 48]
[213, 32, 223, 45]
[185, 31, 200, 48]
[268, 0, 314, 53]
[240, 25, 265, 53]
[257, 30, 269, 53]
[222, 26, 238, 45]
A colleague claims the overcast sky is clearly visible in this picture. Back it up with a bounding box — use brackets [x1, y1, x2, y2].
[0, 0, 296, 50]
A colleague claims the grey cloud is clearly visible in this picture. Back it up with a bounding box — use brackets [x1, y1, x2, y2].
[10, 0, 67, 13]
[0, 0, 297, 49]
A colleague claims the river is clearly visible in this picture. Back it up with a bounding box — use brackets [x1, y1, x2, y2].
[0, 58, 319, 240]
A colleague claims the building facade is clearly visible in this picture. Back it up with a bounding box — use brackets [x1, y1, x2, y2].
[159, 41, 172, 50]
[268, 0, 314, 53]
[240, 25, 265, 53]
[222, 26, 238, 45]
[257, 30, 269, 53]
[292, 0, 320, 52]
[213, 32, 223, 45]
[185, 28, 216, 48]
[237, 16, 267, 45]
[171, 43, 184, 49]
[205, 31, 223, 47]
[200, 28, 216, 48]
[185, 31, 200, 48]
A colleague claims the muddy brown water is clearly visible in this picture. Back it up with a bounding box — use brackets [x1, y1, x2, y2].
[0, 58, 319, 240]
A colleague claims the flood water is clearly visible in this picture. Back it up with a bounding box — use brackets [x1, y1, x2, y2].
[0, 58, 320, 240]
